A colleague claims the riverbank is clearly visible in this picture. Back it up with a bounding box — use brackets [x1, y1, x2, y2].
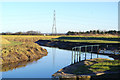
[36, 40, 120, 60]
[0, 36, 51, 66]
[52, 58, 120, 80]
[36, 40, 120, 50]
[1, 42, 48, 66]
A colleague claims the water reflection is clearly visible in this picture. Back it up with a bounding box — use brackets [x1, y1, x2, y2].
[52, 48, 56, 68]
[1, 58, 40, 72]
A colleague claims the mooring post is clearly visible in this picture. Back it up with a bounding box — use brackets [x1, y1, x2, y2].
[79, 47, 81, 62]
[114, 50, 115, 55]
[74, 47, 76, 63]
[107, 45, 109, 49]
[71, 48, 73, 64]
[77, 49, 78, 62]
[77, 49, 79, 62]
[91, 45, 93, 59]
[97, 45, 99, 58]
[85, 46, 87, 60]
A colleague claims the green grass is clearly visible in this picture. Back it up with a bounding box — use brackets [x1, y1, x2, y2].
[50, 39, 120, 43]
[2, 41, 23, 47]
[64, 35, 119, 38]
[90, 59, 120, 72]
[61, 39, 119, 43]
[72, 58, 120, 75]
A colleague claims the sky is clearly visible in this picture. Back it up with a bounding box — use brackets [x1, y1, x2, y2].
[0, 2, 118, 33]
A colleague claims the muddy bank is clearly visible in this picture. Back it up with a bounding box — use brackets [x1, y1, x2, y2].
[36, 40, 120, 60]
[36, 40, 120, 50]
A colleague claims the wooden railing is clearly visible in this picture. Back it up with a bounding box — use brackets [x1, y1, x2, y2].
[71, 45, 100, 64]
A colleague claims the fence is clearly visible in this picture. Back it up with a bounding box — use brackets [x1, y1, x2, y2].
[71, 45, 100, 64]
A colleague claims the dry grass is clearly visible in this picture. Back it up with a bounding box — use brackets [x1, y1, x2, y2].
[1, 38, 11, 44]
[2, 35, 60, 42]
[0, 42, 48, 66]
[65, 34, 119, 38]
[0, 35, 54, 66]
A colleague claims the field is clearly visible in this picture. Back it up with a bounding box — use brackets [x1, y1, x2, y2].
[2, 35, 60, 43]
[2, 34, 119, 43]
[49, 35, 120, 43]
[1, 38, 11, 44]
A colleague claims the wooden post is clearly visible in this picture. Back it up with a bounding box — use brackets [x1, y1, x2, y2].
[114, 50, 115, 55]
[97, 46, 99, 58]
[107, 45, 109, 50]
[76, 48, 78, 62]
[71, 48, 73, 64]
[91, 45, 93, 59]
[77, 49, 79, 62]
[79, 47, 81, 61]
[74, 48, 76, 63]
[85, 46, 87, 60]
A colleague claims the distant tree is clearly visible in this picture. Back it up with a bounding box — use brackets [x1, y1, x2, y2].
[118, 31, 120, 35]
[90, 30, 93, 34]
[96, 30, 100, 34]
[86, 31, 90, 34]
[66, 31, 75, 35]
[26, 31, 41, 35]
[15, 32, 23, 35]
[93, 30, 97, 34]
[100, 31, 104, 34]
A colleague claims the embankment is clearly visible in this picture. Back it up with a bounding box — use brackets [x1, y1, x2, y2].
[1, 36, 51, 66]
[36, 40, 119, 50]
[0, 42, 48, 66]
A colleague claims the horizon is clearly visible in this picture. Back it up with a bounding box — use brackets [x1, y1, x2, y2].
[1, 2, 118, 33]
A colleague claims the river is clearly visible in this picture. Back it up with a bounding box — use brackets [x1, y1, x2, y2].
[2, 46, 113, 78]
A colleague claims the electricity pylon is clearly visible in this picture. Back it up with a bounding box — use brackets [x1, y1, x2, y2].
[52, 10, 57, 34]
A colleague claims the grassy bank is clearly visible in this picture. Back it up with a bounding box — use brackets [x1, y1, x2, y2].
[1, 41, 47, 65]
[0, 36, 54, 66]
[73, 58, 120, 75]
[53, 58, 120, 79]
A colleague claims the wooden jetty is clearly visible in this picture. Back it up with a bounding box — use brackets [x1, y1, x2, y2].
[71, 45, 120, 64]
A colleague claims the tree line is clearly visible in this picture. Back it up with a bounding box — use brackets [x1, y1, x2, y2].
[1, 30, 120, 35]
[0, 31, 42, 35]
[66, 30, 120, 35]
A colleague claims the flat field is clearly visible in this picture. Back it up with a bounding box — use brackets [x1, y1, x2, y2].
[49, 34, 120, 43]
[2, 35, 60, 43]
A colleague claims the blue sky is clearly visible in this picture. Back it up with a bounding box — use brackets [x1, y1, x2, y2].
[1, 2, 118, 33]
